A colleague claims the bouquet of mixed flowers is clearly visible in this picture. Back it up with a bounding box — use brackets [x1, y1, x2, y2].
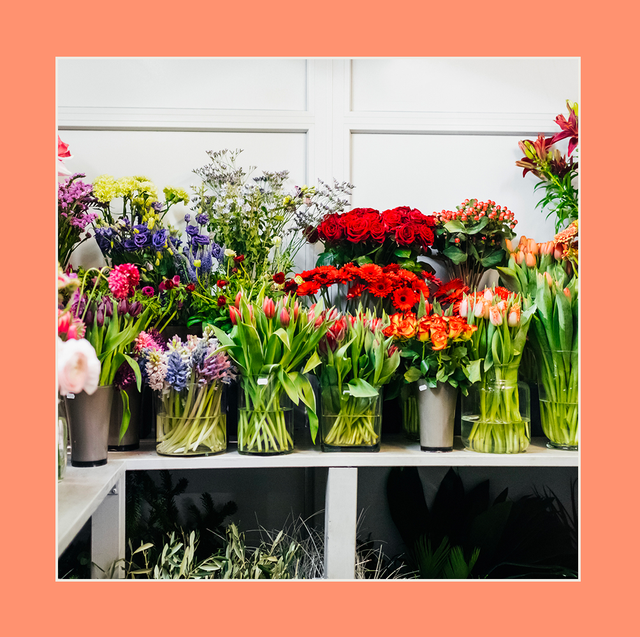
[213, 292, 334, 454]
[459, 286, 535, 453]
[432, 199, 517, 290]
[191, 149, 353, 280]
[91, 174, 188, 286]
[137, 327, 236, 455]
[516, 101, 579, 232]
[70, 264, 153, 441]
[58, 173, 107, 268]
[293, 262, 441, 315]
[307, 206, 437, 272]
[315, 309, 401, 450]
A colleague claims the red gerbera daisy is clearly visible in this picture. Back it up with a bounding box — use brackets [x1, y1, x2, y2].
[358, 263, 384, 283]
[339, 263, 360, 283]
[296, 280, 321, 297]
[368, 275, 394, 298]
[392, 287, 419, 312]
[346, 283, 366, 299]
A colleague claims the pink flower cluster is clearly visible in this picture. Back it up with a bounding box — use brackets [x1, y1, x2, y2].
[108, 264, 140, 300]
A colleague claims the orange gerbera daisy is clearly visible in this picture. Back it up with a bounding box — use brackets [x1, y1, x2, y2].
[368, 275, 394, 298]
[358, 263, 384, 283]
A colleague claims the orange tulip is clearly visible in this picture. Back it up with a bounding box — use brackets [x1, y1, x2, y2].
[525, 252, 537, 267]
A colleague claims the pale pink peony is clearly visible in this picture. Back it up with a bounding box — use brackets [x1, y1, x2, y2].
[57, 338, 101, 395]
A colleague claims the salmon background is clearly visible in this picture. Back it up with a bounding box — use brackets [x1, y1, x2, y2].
[2, 1, 634, 634]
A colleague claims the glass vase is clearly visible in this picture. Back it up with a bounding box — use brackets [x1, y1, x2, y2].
[320, 384, 383, 452]
[237, 375, 294, 455]
[155, 382, 227, 456]
[58, 397, 68, 480]
[538, 349, 578, 450]
[461, 364, 530, 453]
[399, 383, 420, 442]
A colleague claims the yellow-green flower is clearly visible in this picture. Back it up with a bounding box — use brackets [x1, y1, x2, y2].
[164, 186, 190, 205]
[92, 175, 119, 202]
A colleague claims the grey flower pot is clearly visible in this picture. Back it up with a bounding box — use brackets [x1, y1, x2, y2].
[418, 382, 458, 452]
[65, 385, 114, 467]
[108, 386, 142, 451]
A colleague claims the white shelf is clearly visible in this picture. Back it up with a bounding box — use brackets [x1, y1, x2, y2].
[57, 460, 126, 557]
[116, 436, 578, 470]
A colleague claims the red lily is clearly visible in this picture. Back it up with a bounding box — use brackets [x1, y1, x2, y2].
[550, 101, 579, 156]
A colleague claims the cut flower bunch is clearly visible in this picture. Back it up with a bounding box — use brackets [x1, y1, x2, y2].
[315, 309, 401, 451]
[459, 287, 535, 453]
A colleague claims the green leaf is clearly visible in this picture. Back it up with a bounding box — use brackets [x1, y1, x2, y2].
[404, 367, 422, 383]
[274, 328, 290, 350]
[394, 248, 411, 259]
[355, 255, 373, 266]
[466, 359, 482, 384]
[123, 354, 142, 391]
[466, 216, 489, 235]
[480, 249, 506, 268]
[118, 389, 131, 443]
[315, 251, 336, 267]
[347, 377, 379, 398]
[302, 350, 322, 374]
[277, 368, 300, 406]
[442, 246, 468, 265]
[444, 220, 466, 233]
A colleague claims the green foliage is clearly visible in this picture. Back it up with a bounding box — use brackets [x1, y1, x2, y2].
[386, 467, 578, 579]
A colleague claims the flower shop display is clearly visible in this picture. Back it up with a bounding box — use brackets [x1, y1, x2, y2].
[459, 287, 535, 453]
[516, 101, 579, 232]
[498, 231, 579, 450]
[108, 362, 143, 451]
[91, 174, 188, 286]
[192, 149, 353, 280]
[137, 327, 235, 456]
[432, 199, 517, 290]
[384, 303, 478, 449]
[58, 173, 107, 268]
[307, 206, 437, 272]
[294, 262, 441, 315]
[213, 292, 333, 455]
[315, 309, 401, 452]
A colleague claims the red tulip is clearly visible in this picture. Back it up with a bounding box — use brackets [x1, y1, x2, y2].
[262, 297, 276, 319]
[279, 308, 290, 327]
[229, 306, 240, 325]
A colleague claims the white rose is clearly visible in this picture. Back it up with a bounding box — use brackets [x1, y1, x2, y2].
[57, 338, 101, 396]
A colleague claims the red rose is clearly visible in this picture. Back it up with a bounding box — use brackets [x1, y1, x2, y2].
[395, 223, 417, 246]
[216, 279, 228, 288]
[344, 216, 370, 243]
[415, 224, 435, 248]
[368, 219, 387, 243]
[317, 214, 343, 244]
[283, 279, 298, 294]
[234, 254, 245, 263]
[186, 283, 196, 292]
[381, 208, 404, 230]
[217, 296, 227, 307]
[303, 225, 319, 244]
[272, 272, 286, 285]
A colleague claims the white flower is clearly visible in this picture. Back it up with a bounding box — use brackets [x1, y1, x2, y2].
[57, 338, 101, 396]
[224, 249, 237, 258]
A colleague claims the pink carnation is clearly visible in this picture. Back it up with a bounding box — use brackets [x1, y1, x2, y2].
[134, 331, 162, 353]
[108, 263, 140, 299]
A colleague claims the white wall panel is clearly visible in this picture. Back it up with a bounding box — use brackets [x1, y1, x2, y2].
[61, 129, 308, 269]
[351, 58, 579, 115]
[57, 58, 307, 111]
[350, 132, 559, 247]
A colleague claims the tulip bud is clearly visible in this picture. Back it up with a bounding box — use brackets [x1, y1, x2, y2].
[563, 287, 571, 300]
[483, 289, 494, 301]
[505, 239, 513, 252]
[489, 305, 503, 326]
[229, 306, 240, 325]
[507, 305, 521, 327]
[96, 305, 105, 328]
[262, 297, 276, 319]
[528, 238, 538, 255]
[279, 308, 290, 327]
[84, 308, 94, 327]
[129, 301, 142, 317]
[117, 299, 128, 316]
[293, 301, 300, 321]
[235, 291, 243, 308]
[525, 252, 536, 268]
[544, 272, 554, 287]
[515, 251, 525, 265]
[474, 299, 485, 318]
[553, 246, 564, 261]
[458, 298, 468, 318]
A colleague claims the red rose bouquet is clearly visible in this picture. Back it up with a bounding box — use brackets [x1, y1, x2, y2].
[432, 198, 517, 291]
[309, 206, 437, 273]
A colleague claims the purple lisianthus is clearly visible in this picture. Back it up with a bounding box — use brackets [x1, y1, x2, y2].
[185, 224, 199, 237]
[193, 234, 210, 246]
[134, 232, 151, 248]
[123, 238, 138, 251]
[152, 228, 168, 250]
[195, 212, 209, 226]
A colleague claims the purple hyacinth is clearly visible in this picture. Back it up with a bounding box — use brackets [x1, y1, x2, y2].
[165, 350, 189, 391]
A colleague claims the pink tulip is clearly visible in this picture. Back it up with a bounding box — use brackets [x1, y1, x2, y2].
[459, 298, 468, 317]
[235, 291, 243, 308]
[229, 306, 240, 325]
[483, 289, 494, 301]
[279, 308, 290, 327]
[507, 305, 521, 327]
[489, 305, 503, 326]
[293, 301, 300, 321]
[262, 297, 276, 319]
